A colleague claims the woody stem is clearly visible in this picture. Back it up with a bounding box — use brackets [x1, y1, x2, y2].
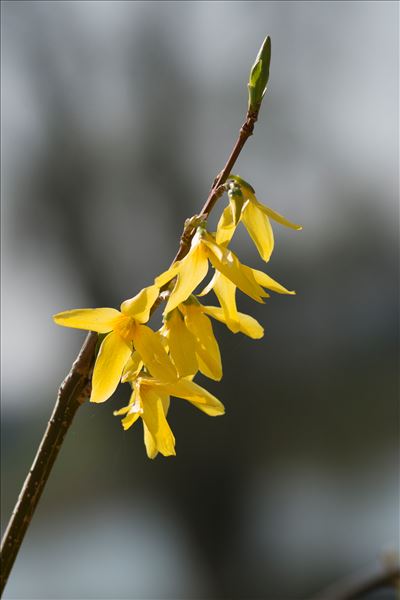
[0, 332, 97, 595]
[0, 105, 260, 596]
[175, 108, 259, 262]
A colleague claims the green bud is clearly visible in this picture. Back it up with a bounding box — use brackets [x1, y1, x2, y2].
[228, 182, 245, 225]
[196, 220, 208, 236]
[248, 36, 271, 113]
[229, 174, 256, 195]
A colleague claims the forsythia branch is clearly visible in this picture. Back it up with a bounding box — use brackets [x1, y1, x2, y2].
[0, 45, 269, 595]
[0, 332, 97, 594]
[175, 110, 259, 263]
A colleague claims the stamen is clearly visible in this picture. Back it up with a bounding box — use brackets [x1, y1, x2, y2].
[114, 315, 136, 342]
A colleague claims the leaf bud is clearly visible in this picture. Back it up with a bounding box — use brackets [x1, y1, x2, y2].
[248, 36, 271, 113]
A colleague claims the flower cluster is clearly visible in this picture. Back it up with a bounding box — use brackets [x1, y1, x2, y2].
[54, 177, 301, 458]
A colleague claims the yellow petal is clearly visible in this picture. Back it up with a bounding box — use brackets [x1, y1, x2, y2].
[203, 306, 264, 339]
[202, 305, 235, 330]
[241, 200, 274, 262]
[158, 390, 170, 416]
[53, 308, 120, 333]
[121, 351, 143, 383]
[143, 422, 158, 459]
[133, 324, 177, 382]
[158, 326, 170, 352]
[165, 244, 209, 313]
[229, 191, 245, 226]
[208, 312, 240, 334]
[119, 389, 143, 429]
[253, 195, 302, 230]
[90, 332, 132, 403]
[113, 404, 131, 416]
[213, 273, 240, 326]
[142, 387, 171, 461]
[120, 285, 159, 322]
[154, 261, 181, 288]
[166, 310, 198, 378]
[164, 378, 225, 417]
[216, 205, 236, 245]
[236, 313, 264, 339]
[198, 271, 218, 297]
[122, 411, 141, 430]
[184, 305, 222, 381]
[141, 388, 176, 458]
[202, 237, 266, 303]
[251, 267, 295, 295]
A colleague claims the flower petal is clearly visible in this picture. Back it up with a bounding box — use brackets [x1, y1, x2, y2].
[120, 285, 159, 322]
[133, 324, 177, 382]
[90, 332, 132, 403]
[158, 391, 170, 416]
[141, 388, 176, 458]
[241, 200, 274, 262]
[183, 305, 222, 381]
[122, 411, 141, 430]
[118, 388, 143, 428]
[121, 351, 143, 383]
[164, 378, 225, 417]
[118, 393, 142, 430]
[202, 237, 266, 303]
[114, 404, 131, 416]
[212, 273, 240, 326]
[251, 268, 296, 295]
[166, 310, 198, 378]
[229, 191, 246, 226]
[154, 261, 181, 288]
[203, 306, 264, 339]
[53, 308, 120, 333]
[253, 196, 302, 230]
[236, 313, 264, 339]
[165, 245, 209, 313]
[216, 204, 236, 245]
[198, 271, 218, 297]
[143, 422, 158, 459]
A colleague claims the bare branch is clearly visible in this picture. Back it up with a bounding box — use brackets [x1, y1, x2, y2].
[0, 99, 262, 595]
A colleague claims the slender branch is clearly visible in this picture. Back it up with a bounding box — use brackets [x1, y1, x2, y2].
[0, 105, 260, 596]
[175, 108, 259, 262]
[0, 332, 97, 595]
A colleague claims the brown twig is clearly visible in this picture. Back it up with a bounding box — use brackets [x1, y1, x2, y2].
[0, 104, 260, 596]
[174, 108, 259, 262]
[0, 332, 97, 594]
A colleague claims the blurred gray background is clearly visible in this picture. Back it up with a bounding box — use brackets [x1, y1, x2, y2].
[1, 1, 399, 599]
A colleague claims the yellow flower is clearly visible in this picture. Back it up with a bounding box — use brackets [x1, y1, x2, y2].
[200, 266, 295, 336]
[159, 309, 199, 379]
[114, 375, 225, 458]
[121, 351, 143, 383]
[53, 285, 177, 403]
[216, 177, 302, 262]
[180, 302, 223, 380]
[161, 302, 222, 381]
[155, 229, 267, 314]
